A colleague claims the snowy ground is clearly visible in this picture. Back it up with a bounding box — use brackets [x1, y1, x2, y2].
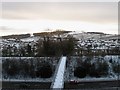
[2, 77, 53, 82]
[72, 75, 120, 82]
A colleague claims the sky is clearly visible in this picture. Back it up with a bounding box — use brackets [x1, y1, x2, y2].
[0, 2, 118, 36]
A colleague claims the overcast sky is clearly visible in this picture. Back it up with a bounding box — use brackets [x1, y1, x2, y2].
[0, 2, 118, 36]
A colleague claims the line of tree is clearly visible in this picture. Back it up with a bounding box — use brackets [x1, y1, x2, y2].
[74, 59, 109, 78]
[37, 36, 76, 56]
[2, 59, 54, 79]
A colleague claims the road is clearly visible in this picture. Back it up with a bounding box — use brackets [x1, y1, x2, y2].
[64, 80, 120, 89]
[2, 81, 51, 89]
[2, 80, 120, 90]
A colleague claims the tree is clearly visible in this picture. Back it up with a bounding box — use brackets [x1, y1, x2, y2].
[89, 63, 100, 77]
[97, 61, 108, 76]
[61, 37, 76, 56]
[74, 66, 87, 78]
[112, 62, 120, 74]
[3, 59, 19, 77]
[36, 62, 53, 78]
[26, 44, 32, 56]
[36, 36, 76, 56]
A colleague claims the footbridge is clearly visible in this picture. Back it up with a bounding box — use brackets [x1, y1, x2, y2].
[50, 56, 67, 89]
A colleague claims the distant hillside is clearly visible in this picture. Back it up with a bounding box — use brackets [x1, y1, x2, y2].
[100, 34, 120, 40]
[67, 31, 118, 40]
[33, 30, 71, 37]
[86, 32, 107, 35]
[1, 31, 118, 41]
[2, 34, 30, 39]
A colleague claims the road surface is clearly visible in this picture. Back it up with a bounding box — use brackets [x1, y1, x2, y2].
[2, 80, 120, 90]
[64, 80, 120, 89]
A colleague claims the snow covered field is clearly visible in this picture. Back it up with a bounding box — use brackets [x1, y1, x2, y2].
[1, 57, 59, 82]
[65, 55, 120, 82]
[1, 55, 120, 82]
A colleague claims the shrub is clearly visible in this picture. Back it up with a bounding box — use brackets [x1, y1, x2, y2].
[74, 66, 87, 78]
[112, 63, 120, 73]
[3, 59, 20, 77]
[2, 58, 54, 79]
[74, 57, 109, 78]
[97, 61, 109, 76]
[36, 62, 53, 78]
[89, 64, 100, 78]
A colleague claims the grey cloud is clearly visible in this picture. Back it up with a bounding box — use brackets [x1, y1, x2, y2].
[0, 26, 12, 30]
[2, 2, 118, 23]
[0, 26, 19, 32]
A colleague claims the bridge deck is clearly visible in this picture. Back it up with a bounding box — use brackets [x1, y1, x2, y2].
[52, 56, 67, 89]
